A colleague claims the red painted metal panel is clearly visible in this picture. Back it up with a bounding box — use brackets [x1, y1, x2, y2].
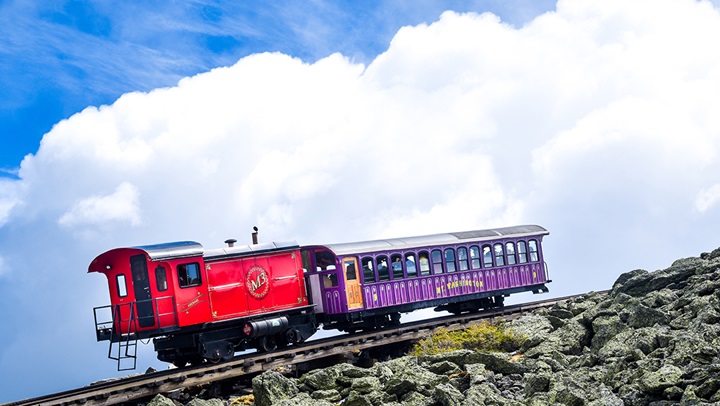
[206, 250, 308, 321]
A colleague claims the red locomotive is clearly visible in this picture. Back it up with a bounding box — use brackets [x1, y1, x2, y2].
[91, 225, 550, 370]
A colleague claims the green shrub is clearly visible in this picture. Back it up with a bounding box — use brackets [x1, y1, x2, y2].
[410, 321, 525, 356]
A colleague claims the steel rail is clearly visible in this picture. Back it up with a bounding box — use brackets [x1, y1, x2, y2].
[2, 290, 608, 406]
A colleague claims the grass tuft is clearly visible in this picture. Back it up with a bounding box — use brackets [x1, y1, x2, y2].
[410, 321, 525, 356]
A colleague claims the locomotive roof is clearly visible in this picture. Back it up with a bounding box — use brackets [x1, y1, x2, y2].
[312, 224, 548, 256]
[204, 241, 299, 260]
[129, 240, 299, 261]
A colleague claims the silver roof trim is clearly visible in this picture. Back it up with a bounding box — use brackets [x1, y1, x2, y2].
[133, 241, 204, 261]
[315, 225, 548, 256]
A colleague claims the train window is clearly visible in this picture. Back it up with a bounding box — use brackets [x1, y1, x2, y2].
[316, 251, 336, 271]
[457, 247, 469, 271]
[155, 265, 168, 292]
[178, 263, 202, 288]
[362, 257, 376, 283]
[517, 241, 528, 264]
[482, 245, 493, 268]
[405, 253, 417, 277]
[431, 249, 443, 274]
[506, 242, 517, 265]
[117, 274, 128, 297]
[445, 249, 457, 272]
[391, 254, 404, 279]
[324, 273, 339, 288]
[418, 251, 431, 276]
[470, 246, 481, 269]
[377, 256, 390, 281]
[529, 240, 539, 262]
[345, 259, 358, 281]
[494, 243, 505, 267]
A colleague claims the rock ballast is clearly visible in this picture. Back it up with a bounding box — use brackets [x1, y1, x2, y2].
[148, 247, 720, 405]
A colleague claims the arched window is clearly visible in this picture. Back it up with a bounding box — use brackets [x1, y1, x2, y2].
[377, 255, 390, 281]
[391, 254, 404, 279]
[470, 246, 481, 269]
[493, 243, 505, 267]
[529, 240, 539, 262]
[405, 253, 417, 277]
[517, 241, 528, 264]
[431, 249, 444, 274]
[155, 265, 168, 292]
[457, 247, 469, 271]
[362, 257, 376, 283]
[506, 242, 517, 265]
[418, 251, 431, 276]
[445, 248, 457, 272]
[482, 245, 493, 268]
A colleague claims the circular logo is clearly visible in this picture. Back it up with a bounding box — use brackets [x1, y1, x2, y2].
[246, 266, 270, 299]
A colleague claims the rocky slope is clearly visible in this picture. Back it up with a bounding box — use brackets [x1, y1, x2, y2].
[148, 246, 720, 405]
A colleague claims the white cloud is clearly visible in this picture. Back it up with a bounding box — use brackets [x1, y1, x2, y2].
[695, 184, 720, 213]
[58, 182, 142, 227]
[5, 0, 720, 400]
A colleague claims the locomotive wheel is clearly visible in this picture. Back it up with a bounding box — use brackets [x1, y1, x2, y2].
[258, 335, 278, 352]
[172, 358, 189, 368]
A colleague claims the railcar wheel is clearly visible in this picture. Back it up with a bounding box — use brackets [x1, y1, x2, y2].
[258, 335, 278, 352]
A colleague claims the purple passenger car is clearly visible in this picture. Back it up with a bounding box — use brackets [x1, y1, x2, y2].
[303, 225, 550, 332]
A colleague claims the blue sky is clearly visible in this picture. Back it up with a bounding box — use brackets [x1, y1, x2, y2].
[3, 0, 720, 403]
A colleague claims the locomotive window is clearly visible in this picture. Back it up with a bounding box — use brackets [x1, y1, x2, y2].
[178, 262, 202, 288]
[418, 251, 431, 276]
[506, 242, 517, 265]
[444, 249, 457, 272]
[457, 247, 469, 271]
[517, 241, 528, 264]
[482, 245, 493, 268]
[377, 256, 390, 281]
[116, 274, 128, 297]
[391, 254, 404, 279]
[470, 246, 481, 269]
[362, 257, 376, 283]
[529, 240, 539, 262]
[431, 249, 443, 274]
[155, 265, 168, 292]
[494, 243, 505, 267]
[345, 259, 358, 280]
[405, 253, 417, 277]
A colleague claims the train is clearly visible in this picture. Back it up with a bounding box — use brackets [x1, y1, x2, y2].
[90, 225, 550, 370]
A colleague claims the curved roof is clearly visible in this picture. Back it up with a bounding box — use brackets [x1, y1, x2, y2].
[312, 224, 548, 256]
[88, 240, 300, 272]
[136, 240, 300, 261]
[132, 241, 204, 261]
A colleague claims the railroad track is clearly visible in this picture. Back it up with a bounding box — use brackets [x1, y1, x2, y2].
[2, 291, 607, 406]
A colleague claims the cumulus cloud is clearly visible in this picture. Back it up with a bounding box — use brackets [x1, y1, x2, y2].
[695, 184, 720, 213]
[58, 182, 142, 227]
[3, 0, 720, 401]
[0, 178, 20, 228]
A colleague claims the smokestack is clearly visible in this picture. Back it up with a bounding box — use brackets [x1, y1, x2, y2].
[252, 226, 259, 245]
[225, 239, 237, 248]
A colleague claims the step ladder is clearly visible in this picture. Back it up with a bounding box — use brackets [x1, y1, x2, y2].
[108, 305, 138, 371]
